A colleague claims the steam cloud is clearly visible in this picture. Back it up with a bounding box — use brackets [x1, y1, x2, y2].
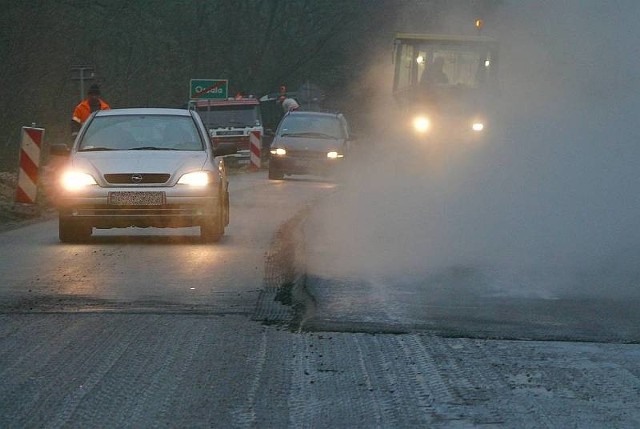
[310, 0, 640, 299]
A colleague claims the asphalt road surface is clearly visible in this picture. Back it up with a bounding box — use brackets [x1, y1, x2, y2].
[1, 169, 639, 428]
[300, 140, 640, 343]
[303, 188, 640, 343]
[0, 172, 332, 313]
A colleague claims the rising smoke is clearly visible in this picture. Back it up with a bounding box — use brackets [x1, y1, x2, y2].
[311, 0, 640, 299]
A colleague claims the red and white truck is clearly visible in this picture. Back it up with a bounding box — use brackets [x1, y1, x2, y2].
[190, 97, 264, 169]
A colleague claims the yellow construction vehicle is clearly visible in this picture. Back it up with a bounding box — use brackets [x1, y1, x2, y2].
[392, 22, 499, 143]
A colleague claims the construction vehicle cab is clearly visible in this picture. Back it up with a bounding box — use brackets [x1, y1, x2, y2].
[393, 32, 499, 141]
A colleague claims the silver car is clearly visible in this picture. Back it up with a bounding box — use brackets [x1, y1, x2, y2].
[50, 108, 236, 243]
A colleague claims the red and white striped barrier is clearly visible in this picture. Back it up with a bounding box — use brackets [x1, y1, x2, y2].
[249, 130, 261, 170]
[15, 126, 45, 204]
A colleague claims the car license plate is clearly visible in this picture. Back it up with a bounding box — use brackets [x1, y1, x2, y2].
[109, 191, 165, 206]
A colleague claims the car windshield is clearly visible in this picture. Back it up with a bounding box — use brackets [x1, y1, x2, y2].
[79, 115, 204, 151]
[277, 115, 344, 139]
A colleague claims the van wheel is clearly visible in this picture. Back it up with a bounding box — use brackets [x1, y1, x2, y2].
[269, 167, 284, 180]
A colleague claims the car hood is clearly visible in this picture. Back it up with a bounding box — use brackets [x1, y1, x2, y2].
[70, 151, 209, 184]
[274, 136, 344, 152]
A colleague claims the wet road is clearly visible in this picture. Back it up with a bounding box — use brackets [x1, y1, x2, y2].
[1, 169, 639, 428]
[0, 172, 335, 313]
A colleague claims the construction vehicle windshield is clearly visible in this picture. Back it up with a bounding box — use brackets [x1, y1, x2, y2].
[393, 34, 498, 96]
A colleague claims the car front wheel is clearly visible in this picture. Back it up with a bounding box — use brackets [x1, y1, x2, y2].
[200, 198, 225, 243]
[223, 189, 230, 226]
[201, 214, 224, 242]
[59, 216, 92, 243]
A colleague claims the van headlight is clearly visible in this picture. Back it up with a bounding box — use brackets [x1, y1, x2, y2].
[60, 171, 97, 191]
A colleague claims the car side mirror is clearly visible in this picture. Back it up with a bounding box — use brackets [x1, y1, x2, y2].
[50, 143, 71, 157]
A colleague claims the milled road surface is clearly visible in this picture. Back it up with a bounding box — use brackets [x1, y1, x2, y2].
[1, 170, 639, 428]
[2, 313, 639, 428]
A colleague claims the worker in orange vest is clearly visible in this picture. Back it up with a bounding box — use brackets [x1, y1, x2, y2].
[71, 83, 110, 137]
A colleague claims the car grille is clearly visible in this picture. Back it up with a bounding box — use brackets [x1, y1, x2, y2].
[285, 150, 327, 160]
[103, 173, 170, 184]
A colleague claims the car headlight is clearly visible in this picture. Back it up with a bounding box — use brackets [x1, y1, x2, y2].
[472, 122, 485, 132]
[413, 116, 431, 133]
[327, 151, 344, 159]
[178, 171, 210, 186]
[60, 171, 97, 191]
[270, 148, 286, 156]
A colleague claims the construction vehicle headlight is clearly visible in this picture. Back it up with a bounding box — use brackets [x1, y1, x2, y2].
[270, 148, 286, 156]
[472, 122, 485, 132]
[413, 116, 431, 133]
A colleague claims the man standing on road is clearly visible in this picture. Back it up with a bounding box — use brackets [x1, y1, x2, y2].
[71, 84, 110, 137]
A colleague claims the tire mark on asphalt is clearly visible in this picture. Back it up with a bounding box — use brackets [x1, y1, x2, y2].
[396, 335, 455, 412]
[287, 334, 314, 427]
[231, 328, 268, 427]
[125, 319, 207, 428]
[353, 335, 384, 427]
[373, 335, 437, 426]
[12, 316, 148, 428]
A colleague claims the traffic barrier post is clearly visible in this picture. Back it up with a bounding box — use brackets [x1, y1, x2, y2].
[249, 130, 261, 170]
[15, 126, 45, 206]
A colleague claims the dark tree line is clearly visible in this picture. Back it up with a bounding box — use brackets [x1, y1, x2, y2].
[0, 0, 500, 170]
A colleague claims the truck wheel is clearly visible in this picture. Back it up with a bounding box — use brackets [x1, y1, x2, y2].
[59, 216, 92, 243]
